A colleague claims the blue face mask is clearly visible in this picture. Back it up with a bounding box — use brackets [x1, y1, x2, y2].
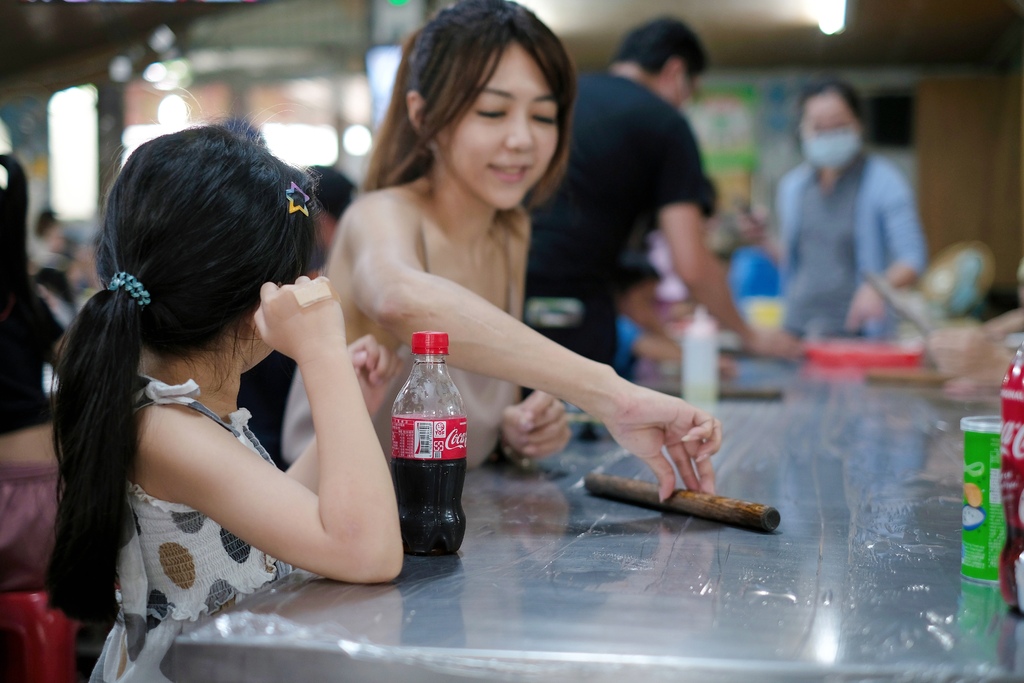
[801, 127, 862, 169]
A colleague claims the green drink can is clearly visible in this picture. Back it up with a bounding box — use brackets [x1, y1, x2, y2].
[961, 416, 1003, 583]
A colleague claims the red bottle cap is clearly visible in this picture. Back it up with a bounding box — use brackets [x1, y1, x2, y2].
[411, 331, 449, 355]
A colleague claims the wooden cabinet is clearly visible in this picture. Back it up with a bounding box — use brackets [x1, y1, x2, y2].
[915, 76, 1021, 288]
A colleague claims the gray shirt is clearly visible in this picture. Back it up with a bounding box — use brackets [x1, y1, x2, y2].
[783, 157, 865, 338]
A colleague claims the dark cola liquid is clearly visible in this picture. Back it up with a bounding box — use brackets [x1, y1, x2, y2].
[392, 457, 466, 555]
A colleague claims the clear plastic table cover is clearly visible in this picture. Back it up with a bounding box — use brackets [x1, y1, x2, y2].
[174, 360, 1024, 682]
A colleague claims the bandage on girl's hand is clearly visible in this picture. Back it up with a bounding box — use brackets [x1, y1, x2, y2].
[254, 276, 347, 364]
[293, 279, 334, 307]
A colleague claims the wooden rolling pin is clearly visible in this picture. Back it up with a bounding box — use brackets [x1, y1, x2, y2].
[583, 473, 780, 532]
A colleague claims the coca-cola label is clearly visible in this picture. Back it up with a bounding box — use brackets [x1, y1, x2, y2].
[392, 417, 467, 461]
[1004, 419, 1024, 461]
[1003, 388, 1024, 403]
[1003, 359, 1024, 536]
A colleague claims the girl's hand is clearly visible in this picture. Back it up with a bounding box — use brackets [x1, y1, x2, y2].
[348, 334, 400, 415]
[254, 276, 347, 366]
[597, 384, 721, 501]
[500, 391, 571, 460]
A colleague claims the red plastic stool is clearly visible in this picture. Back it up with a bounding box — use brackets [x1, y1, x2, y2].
[0, 591, 79, 683]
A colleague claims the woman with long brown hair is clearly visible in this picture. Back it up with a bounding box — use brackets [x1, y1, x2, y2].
[286, 0, 721, 499]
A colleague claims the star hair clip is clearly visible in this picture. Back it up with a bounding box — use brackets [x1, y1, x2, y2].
[285, 181, 310, 217]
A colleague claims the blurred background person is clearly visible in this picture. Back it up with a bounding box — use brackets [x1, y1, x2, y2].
[526, 17, 802, 366]
[309, 164, 356, 272]
[775, 77, 927, 339]
[31, 208, 77, 327]
[238, 160, 357, 468]
[612, 252, 684, 381]
[33, 208, 69, 272]
[612, 251, 737, 383]
[0, 154, 63, 592]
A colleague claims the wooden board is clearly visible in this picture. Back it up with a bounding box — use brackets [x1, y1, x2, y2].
[865, 368, 952, 386]
[720, 386, 784, 401]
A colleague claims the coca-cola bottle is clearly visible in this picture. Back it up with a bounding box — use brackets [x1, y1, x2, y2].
[1000, 342, 1024, 607]
[391, 331, 467, 555]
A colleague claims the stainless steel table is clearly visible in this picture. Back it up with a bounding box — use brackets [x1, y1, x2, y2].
[174, 360, 1023, 682]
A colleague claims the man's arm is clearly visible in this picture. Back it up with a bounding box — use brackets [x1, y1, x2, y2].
[659, 202, 803, 359]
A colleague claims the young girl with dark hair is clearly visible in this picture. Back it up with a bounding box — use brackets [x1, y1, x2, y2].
[284, 0, 722, 499]
[0, 154, 64, 592]
[46, 125, 402, 682]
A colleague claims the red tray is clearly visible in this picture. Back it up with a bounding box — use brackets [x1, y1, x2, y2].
[804, 340, 924, 368]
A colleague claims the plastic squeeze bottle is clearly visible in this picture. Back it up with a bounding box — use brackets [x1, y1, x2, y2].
[682, 305, 719, 413]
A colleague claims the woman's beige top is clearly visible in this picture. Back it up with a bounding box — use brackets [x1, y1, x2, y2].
[282, 223, 520, 468]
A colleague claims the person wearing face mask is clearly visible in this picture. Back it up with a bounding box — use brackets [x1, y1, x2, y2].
[775, 78, 927, 338]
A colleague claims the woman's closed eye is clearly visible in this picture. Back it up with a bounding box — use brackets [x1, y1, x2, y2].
[476, 110, 556, 125]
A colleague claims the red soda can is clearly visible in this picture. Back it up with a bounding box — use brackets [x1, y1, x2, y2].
[1000, 342, 1024, 607]
[391, 331, 467, 556]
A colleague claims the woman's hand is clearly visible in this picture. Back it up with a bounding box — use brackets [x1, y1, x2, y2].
[500, 391, 571, 460]
[254, 276, 347, 366]
[743, 327, 804, 360]
[844, 282, 886, 333]
[348, 334, 400, 415]
[928, 326, 1012, 384]
[597, 384, 721, 501]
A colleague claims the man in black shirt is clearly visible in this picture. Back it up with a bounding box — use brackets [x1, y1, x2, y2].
[527, 17, 801, 365]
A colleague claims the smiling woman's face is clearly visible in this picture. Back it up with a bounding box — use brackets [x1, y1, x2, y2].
[432, 42, 560, 212]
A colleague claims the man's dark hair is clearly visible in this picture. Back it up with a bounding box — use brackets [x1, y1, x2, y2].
[613, 17, 707, 77]
[799, 77, 864, 122]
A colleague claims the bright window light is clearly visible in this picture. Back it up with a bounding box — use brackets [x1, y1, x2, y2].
[262, 123, 339, 167]
[122, 125, 177, 165]
[815, 0, 846, 35]
[0, 117, 11, 154]
[48, 86, 98, 221]
[157, 94, 190, 127]
[343, 124, 373, 157]
[122, 96, 192, 165]
[366, 44, 402, 128]
[143, 62, 168, 83]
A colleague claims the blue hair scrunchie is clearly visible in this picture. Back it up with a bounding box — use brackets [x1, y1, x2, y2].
[108, 272, 151, 309]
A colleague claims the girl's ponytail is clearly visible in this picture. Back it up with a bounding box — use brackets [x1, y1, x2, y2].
[47, 289, 144, 621]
